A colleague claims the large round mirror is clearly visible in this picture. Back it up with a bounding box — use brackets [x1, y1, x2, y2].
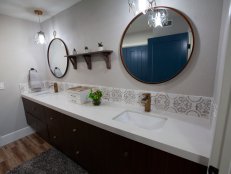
[120, 7, 194, 84]
[47, 38, 69, 78]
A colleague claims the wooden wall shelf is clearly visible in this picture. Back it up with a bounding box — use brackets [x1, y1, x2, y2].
[66, 50, 113, 70]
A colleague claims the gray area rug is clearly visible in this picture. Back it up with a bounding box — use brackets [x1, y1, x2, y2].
[7, 148, 88, 174]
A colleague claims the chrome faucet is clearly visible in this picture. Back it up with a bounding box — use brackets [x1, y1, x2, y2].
[141, 93, 151, 112]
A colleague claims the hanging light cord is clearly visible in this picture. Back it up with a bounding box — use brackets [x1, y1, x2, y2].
[52, 17, 56, 38]
[148, 0, 156, 9]
[38, 15, 42, 31]
[34, 10, 43, 31]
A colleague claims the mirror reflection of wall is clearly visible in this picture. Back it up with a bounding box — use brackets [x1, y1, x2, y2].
[48, 38, 69, 78]
[121, 7, 194, 84]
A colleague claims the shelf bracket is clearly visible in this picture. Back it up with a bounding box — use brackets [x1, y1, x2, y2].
[102, 53, 111, 69]
[68, 56, 77, 69]
[83, 55, 92, 70]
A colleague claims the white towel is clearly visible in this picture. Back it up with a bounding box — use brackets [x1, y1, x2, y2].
[29, 70, 42, 92]
[54, 67, 62, 77]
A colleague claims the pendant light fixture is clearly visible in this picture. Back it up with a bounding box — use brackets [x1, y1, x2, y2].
[34, 9, 46, 45]
[128, 0, 156, 15]
[128, 0, 168, 28]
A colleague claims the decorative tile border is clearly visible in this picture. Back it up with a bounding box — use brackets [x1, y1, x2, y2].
[19, 81, 214, 119]
[151, 93, 213, 118]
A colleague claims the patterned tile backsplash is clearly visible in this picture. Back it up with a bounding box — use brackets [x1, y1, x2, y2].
[19, 81, 214, 119]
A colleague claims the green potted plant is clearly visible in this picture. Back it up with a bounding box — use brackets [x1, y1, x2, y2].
[88, 89, 103, 106]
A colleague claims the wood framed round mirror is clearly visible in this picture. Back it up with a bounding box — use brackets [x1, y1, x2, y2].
[47, 38, 69, 78]
[120, 6, 195, 84]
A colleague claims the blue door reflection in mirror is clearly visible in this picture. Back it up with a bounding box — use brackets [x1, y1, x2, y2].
[123, 46, 150, 82]
[120, 7, 194, 84]
[149, 32, 188, 82]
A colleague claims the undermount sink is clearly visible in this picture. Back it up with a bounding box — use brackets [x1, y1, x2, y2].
[31, 90, 54, 96]
[113, 111, 167, 130]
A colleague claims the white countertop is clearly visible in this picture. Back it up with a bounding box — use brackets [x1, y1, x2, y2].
[21, 91, 213, 166]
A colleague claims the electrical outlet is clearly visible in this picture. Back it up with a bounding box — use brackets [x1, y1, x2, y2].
[0, 82, 5, 90]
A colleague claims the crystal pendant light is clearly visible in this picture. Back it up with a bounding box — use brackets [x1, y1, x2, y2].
[128, 0, 156, 15]
[34, 10, 46, 45]
[147, 9, 168, 28]
[128, 0, 168, 28]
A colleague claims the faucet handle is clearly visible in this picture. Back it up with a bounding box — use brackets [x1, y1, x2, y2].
[141, 93, 151, 112]
[142, 93, 151, 98]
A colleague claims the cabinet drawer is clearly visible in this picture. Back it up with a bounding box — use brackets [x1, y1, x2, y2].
[46, 108, 65, 124]
[22, 98, 46, 122]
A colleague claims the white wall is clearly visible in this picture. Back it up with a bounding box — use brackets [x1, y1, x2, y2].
[0, 14, 48, 137]
[42, 0, 222, 97]
[209, 0, 231, 168]
[213, 0, 231, 107]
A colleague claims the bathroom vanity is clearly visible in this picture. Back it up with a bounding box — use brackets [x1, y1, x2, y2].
[22, 92, 209, 174]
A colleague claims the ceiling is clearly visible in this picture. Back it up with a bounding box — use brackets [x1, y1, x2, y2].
[0, 0, 82, 22]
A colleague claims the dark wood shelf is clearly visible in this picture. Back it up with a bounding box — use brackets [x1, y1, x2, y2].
[66, 50, 113, 70]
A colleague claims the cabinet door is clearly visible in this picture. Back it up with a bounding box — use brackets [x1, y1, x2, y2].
[102, 131, 132, 174]
[163, 153, 207, 174]
[147, 146, 207, 174]
[45, 108, 66, 151]
[64, 116, 90, 170]
[86, 125, 107, 174]
[22, 98, 46, 122]
[25, 113, 49, 141]
[130, 141, 149, 174]
[146, 146, 167, 174]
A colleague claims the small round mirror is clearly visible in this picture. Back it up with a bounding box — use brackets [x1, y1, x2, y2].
[47, 38, 69, 78]
[120, 7, 194, 84]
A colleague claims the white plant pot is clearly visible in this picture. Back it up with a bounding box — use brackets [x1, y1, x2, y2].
[98, 47, 104, 51]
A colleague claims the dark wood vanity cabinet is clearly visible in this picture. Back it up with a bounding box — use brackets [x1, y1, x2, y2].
[22, 99, 49, 141]
[22, 98, 207, 174]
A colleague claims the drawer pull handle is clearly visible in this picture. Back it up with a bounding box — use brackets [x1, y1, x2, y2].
[76, 151, 80, 155]
[53, 136, 57, 139]
[50, 117, 54, 120]
[72, 129, 77, 132]
[123, 152, 129, 157]
[71, 95, 76, 98]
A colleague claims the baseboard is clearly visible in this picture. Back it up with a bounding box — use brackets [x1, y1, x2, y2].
[0, 126, 35, 147]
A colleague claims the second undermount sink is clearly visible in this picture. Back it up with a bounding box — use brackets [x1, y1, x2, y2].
[113, 111, 167, 130]
[31, 90, 54, 96]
